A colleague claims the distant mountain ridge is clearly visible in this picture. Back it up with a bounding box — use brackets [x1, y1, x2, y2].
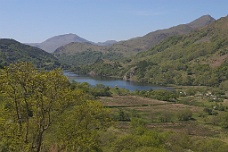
[107, 15, 215, 56]
[28, 34, 117, 53]
[97, 40, 117, 46]
[28, 33, 90, 53]
[54, 15, 215, 66]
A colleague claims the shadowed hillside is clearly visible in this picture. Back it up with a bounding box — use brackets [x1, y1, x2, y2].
[0, 39, 61, 69]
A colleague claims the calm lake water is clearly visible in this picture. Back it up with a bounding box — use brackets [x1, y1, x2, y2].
[64, 71, 173, 91]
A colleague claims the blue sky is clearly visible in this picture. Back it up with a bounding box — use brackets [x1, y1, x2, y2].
[0, 0, 227, 43]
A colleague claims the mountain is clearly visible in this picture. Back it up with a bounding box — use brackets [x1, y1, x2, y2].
[28, 33, 90, 53]
[54, 42, 122, 66]
[28, 34, 118, 53]
[54, 15, 215, 66]
[0, 39, 61, 69]
[76, 15, 228, 86]
[97, 40, 117, 46]
[55, 42, 107, 55]
[107, 15, 215, 56]
[187, 15, 216, 28]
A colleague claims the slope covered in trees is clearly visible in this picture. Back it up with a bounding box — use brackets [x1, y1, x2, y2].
[122, 15, 228, 86]
[0, 39, 61, 69]
[54, 42, 122, 66]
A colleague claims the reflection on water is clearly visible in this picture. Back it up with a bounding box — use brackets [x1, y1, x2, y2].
[64, 71, 173, 91]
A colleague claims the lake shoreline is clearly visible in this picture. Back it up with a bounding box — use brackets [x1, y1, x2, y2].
[64, 71, 174, 91]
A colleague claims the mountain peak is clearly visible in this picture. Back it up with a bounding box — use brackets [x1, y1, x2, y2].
[28, 33, 90, 53]
[97, 40, 117, 46]
[44, 33, 87, 43]
[187, 15, 215, 28]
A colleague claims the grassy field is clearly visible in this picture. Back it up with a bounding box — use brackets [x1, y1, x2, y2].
[99, 95, 228, 143]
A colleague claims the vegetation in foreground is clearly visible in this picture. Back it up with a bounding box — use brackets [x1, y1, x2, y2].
[1, 62, 228, 152]
[0, 62, 111, 152]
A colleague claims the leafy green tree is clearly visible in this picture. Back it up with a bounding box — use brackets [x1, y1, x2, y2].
[112, 129, 168, 152]
[0, 62, 111, 152]
[160, 111, 172, 122]
[55, 100, 111, 152]
[0, 62, 69, 151]
[116, 109, 130, 121]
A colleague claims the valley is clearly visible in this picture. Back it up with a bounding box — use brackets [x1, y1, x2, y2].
[0, 14, 228, 152]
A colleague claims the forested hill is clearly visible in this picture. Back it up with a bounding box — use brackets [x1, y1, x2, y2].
[77, 16, 228, 87]
[0, 39, 61, 69]
[123, 15, 228, 86]
[54, 42, 123, 66]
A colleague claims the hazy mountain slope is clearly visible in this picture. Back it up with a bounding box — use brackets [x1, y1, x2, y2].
[97, 40, 117, 46]
[28, 34, 117, 53]
[0, 39, 61, 69]
[77, 15, 228, 86]
[28, 33, 90, 53]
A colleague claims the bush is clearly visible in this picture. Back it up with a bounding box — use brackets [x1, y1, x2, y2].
[177, 109, 192, 121]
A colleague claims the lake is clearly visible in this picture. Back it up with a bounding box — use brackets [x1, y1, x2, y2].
[64, 71, 173, 91]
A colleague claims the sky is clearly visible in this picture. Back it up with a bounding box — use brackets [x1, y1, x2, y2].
[0, 0, 227, 43]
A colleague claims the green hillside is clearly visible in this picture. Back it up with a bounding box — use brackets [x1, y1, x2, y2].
[55, 15, 215, 66]
[54, 42, 122, 66]
[76, 16, 228, 87]
[0, 39, 61, 69]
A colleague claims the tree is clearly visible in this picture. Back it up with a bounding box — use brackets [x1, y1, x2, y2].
[55, 100, 111, 152]
[0, 62, 69, 151]
[0, 62, 111, 152]
[177, 109, 192, 121]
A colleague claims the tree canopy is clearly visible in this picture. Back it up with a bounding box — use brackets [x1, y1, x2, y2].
[0, 62, 111, 152]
